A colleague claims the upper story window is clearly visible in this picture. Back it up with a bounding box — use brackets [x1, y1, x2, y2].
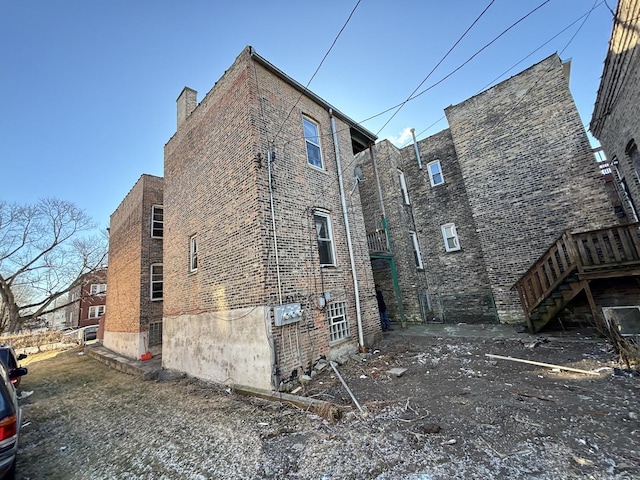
[151, 205, 164, 238]
[427, 160, 444, 187]
[90, 284, 106, 295]
[88, 305, 105, 318]
[314, 212, 335, 266]
[441, 223, 461, 252]
[189, 235, 198, 272]
[303, 117, 323, 169]
[410, 231, 424, 269]
[398, 169, 410, 205]
[150, 263, 163, 301]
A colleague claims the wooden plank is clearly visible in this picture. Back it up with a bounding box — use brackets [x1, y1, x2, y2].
[485, 354, 600, 376]
[617, 227, 635, 261]
[555, 239, 570, 271]
[606, 229, 623, 262]
[627, 226, 640, 259]
[549, 246, 562, 279]
[585, 235, 601, 265]
[233, 384, 341, 420]
[595, 232, 612, 263]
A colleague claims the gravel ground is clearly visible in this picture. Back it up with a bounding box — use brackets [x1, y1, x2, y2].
[14, 328, 640, 479]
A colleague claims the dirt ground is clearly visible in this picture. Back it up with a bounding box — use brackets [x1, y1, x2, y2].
[13, 326, 640, 479]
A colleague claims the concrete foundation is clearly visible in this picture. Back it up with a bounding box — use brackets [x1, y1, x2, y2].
[103, 330, 149, 360]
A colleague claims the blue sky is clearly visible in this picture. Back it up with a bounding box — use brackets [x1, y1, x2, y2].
[1, 1, 617, 229]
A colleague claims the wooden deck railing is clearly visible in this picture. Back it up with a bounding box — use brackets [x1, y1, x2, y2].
[367, 229, 390, 253]
[515, 224, 640, 316]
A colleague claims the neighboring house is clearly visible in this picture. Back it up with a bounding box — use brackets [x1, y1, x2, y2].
[162, 46, 378, 390]
[591, 0, 640, 223]
[104, 175, 164, 359]
[66, 268, 108, 328]
[359, 54, 621, 328]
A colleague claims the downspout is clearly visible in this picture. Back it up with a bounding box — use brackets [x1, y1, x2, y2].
[267, 150, 283, 304]
[410, 128, 423, 169]
[329, 110, 365, 351]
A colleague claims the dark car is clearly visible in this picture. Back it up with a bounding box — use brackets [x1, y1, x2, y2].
[0, 361, 26, 479]
[0, 346, 27, 389]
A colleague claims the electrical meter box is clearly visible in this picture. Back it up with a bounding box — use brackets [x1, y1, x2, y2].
[274, 303, 303, 326]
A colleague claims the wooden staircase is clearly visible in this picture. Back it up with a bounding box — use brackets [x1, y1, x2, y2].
[514, 224, 640, 332]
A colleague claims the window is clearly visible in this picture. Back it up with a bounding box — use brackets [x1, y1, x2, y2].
[410, 231, 424, 269]
[398, 169, 410, 204]
[327, 301, 350, 343]
[303, 117, 323, 169]
[88, 305, 105, 318]
[441, 223, 460, 252]
[151, 205, 164, 238]
[90, 284, 106, 295]
[150, 264, 163, 301]
[189, 235, 198, 272]
[427, 160, 444, 186]
[314, 212, 335, 266]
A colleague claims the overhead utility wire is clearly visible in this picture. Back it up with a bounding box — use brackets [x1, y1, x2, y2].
[269, 0, 362, 146]
[374, 0, 496, 136]
[407, 2, 604, 145]
[362, 0, 552, 129]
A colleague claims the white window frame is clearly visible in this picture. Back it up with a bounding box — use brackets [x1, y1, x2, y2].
[189, 235, 198, 272]
[88, 305, 105, 318]
[427, 160, 444, 187]
[398, 169, 410, 204]
[151, 204, 164, 238]
[150, 263, 163, 301]
[314, 212, 336, 267]
[327, 301, 350, 343]
[410, 231, 424, 269]
[303, 117, 324, 169]
[90, 284, 106, 296]
[441, 223, 461, 252]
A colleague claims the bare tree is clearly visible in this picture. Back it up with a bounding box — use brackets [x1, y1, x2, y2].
[0, 199, 107, 333]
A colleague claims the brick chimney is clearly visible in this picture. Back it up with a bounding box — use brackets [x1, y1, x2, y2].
[176, 87, 197, 129]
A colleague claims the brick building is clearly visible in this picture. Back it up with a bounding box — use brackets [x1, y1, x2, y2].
[359, 54, 619, 326]
[104, 174, 164, 359]
[162, 47, 379, 390]
[66, 267, 108, 328]
[591, 0, 640, 223]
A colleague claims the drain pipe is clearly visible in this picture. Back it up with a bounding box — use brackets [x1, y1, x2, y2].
[329, 109, 365, 352]
[268, 150, 283, 304]
[410, 128, 423, 169]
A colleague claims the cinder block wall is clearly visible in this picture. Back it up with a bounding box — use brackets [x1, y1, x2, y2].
[164, 47, 378, 388]
[446, 54, 618, 322]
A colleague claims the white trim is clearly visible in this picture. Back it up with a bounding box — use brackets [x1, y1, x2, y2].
[327, 301, 349, 343]
[303, 117, 324, 169]
[90, 284, 107, 295]
[441, 223, 461, 252]
[398, 169, 410, 204]
[88, 305, 105, 318]
[189, 235, 198, 272]
[427, 160, 444, 187]
[410, 231, 424, 269]
[150, 263, 163, 301]
[151, 204, 164, 238]
[314, 211, 336, 267]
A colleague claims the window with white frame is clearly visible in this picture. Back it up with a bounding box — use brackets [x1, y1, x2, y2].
[303, 117, 323, 169]
[151, 205, 164, 238]
[441, 223, 461, 252]
[90, 284, 106, 295]
[398, 169, 410, 204]
[150, 263, 163, 301]
[410, 231, 424, 269]
[314, 212, 335, 266]
[327, 301, 350, 343]
[427, 160, 444, 187]
[189, 235, 198, 272]
[88, 305, 105, 318]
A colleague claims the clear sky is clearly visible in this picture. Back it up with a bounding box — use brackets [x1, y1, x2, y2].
[1, 0, 617, 230]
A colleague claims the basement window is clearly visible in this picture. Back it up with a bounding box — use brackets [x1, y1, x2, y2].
[328, 301, 350, 343]
[427, 160, 444, 187]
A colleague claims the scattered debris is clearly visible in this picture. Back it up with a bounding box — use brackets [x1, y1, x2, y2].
[18, 391, 33, 400]
[387, 367, 408, 377]
[290, 386, 302, 395]
[442, 439, 457, 445]
[572, 455, 594, 467]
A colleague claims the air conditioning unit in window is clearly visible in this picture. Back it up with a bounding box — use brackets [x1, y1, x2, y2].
[274, 303, 303, 327]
